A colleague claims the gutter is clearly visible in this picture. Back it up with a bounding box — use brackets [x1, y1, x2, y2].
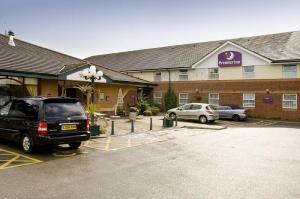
[0, 69, 58, 79]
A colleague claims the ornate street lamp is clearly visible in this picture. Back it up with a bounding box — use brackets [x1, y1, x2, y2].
[80, 65, 103, 126]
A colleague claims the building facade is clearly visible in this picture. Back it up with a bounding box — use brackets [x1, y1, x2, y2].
[0, 34, 154, 115]
[87, 31, 300, 121]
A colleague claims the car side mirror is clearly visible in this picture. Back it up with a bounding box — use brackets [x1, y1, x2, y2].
[177, 108, 182, 111]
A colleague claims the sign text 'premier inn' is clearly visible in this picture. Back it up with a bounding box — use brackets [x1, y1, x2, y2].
[218, 51, 242, 67]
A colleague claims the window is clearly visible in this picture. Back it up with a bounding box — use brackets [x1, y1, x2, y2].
[209, 93, 219, 106]
[243, 93, 255, 107]
[243, 66, 255, 79]
[179, 93, 189, 105]
[283, 65, 297, 78]
[282, 94, 297, 109]
[8, 100, 39, 119]
[153, 92, 162, 105]
[208, 68, 219, 80]
[191, 104, 202, 110]
[0, 102, 12, 116]
[182, 104, 192, 110]
[154, 72, 161, 81]
[44, 102, 85, 119]
[179, 69, 188, 80]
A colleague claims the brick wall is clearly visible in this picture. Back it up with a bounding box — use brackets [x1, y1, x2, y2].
[152, 79, 300, 121]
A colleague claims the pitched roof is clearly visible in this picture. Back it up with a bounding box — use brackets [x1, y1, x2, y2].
[86, 31, 300, 71]
[0, 34, 152, 85]
[0, 34, 86, 75]
[60, 63, 154, 85]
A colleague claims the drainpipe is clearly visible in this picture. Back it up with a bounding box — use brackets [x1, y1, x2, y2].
[168, 70, 171, 91]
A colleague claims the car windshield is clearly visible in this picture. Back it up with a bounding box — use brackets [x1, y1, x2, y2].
[44, 102, 85, 119]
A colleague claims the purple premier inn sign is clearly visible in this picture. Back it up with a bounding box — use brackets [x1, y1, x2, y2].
[218, 51, 242, 67]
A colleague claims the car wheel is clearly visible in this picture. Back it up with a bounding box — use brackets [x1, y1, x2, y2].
[169, 113, 176, 120]
[199, 115, 208, 124]
[21, 134, 34, 153]
[69, 142, 82, 149]
[232, 115, 240, 121]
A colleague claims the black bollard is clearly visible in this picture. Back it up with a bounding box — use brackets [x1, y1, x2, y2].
[131, 120, 134, 133]
[175, 116, 178, 126]
[150, 117, 153, 130]
[111, 120, 115, 135]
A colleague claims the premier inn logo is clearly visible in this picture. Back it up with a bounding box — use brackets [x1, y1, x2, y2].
[218, 51, 242, 67]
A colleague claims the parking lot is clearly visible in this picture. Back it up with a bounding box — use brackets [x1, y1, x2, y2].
[0, 118, 300, 199]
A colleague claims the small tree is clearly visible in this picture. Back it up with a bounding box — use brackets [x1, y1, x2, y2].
[164, 89, 177, 111]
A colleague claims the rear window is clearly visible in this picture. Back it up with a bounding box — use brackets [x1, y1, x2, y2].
[44, 102, 86, 119]
[206, 105, 216, 110]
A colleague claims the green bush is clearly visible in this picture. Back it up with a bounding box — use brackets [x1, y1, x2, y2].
[148, 106, 160, 116]
[137, 91, 150, 114]
[164, 89, 177, 111]
[143, 110, 152, 116]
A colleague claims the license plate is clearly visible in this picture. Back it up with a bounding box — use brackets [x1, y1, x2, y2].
[61, 124, 77, 131]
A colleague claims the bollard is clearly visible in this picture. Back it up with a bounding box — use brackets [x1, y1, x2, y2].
[111, 120, 115, 135]
[131, 120, 134, 133]
[150, 117, 153, 130]
[175, 116, 178, 126]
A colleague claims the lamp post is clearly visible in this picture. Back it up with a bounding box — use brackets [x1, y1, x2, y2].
[80, 65, 103, 125]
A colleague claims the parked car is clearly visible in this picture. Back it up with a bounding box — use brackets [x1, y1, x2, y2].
[215, 105, 247, 121]
[0, 97, 90, 153]
[167, 103, 219, 124]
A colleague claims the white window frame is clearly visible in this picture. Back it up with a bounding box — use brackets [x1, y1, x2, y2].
[243, 66, 255, 79]
[153, 92, 162, 105]
[179, 93, 189, 105]
[154, 71, 162, 81]
[282, 65, 297, 79]
[209, 93, 219, 106]
[179, 69, 188, 81]
[208, 68, 219, 80]
[282, 94, 297, 109]
[243, 93, 255, 108]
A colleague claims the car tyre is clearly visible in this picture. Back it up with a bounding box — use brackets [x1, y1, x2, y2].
[199, 115, 208, 124]
[69, 142, 82, 149]
[169, 113, 176, 120]
[21, 134, 35, 153]
[232, 115, 240, 121]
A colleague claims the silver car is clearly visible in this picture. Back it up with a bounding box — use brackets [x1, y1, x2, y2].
[167, 103, 219, 124]
[215, 105, 247, 121]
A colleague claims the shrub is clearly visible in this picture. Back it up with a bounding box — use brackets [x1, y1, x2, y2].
[164, 89, 177, 111]
[137, 91, 150, 114]
[148, 106, 160, 115]
[143, 110, 152, 116]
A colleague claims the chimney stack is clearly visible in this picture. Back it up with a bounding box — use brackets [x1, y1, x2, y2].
[8, 30, 15, 47]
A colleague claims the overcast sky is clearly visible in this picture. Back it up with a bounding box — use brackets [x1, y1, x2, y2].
[1, 0, 300, 58]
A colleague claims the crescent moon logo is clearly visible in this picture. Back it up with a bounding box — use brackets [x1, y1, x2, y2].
[225, 52, 235, 60]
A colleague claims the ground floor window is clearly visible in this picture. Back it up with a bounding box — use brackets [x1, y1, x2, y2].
[243, 93, 255, 107]
[179, 93, 189, 105]
[153, 92, 162, 104]
[209, 93, 219, 106]
[282, 94, 297, 109]
[0, 77, 38, 106]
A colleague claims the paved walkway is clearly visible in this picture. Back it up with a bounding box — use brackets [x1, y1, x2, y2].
[99, 116, 226, 137]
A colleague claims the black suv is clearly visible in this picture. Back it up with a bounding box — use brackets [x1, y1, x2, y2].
[0, 97, 90, 153]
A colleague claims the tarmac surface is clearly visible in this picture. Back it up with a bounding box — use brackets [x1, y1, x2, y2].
[0, 123, 300, 199]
